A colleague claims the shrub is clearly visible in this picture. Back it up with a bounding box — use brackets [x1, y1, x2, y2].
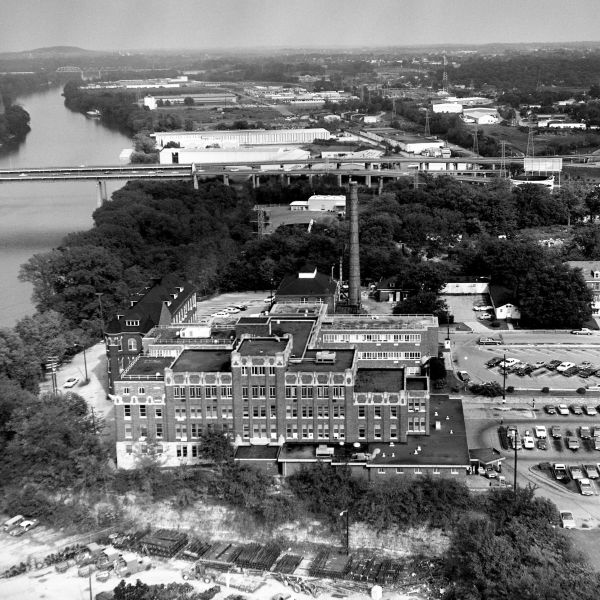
[506, 386, 515, 393]
[490, 321, 501, 328]
[577, 387, 586, 395]
[541, 387, 550, 393]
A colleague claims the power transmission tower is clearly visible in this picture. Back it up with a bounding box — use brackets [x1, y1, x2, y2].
[252, 208, 266, 236]
[526, 126, 535, 158]
[472, 125, 479, 155]
[424, 109, 431, 137]
[500, 140, 507, 177]
[442, 54, 449, 95]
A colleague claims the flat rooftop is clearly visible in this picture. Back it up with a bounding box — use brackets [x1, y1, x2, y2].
[406, 376, 428, 391]
[321, 314, 437, 330]
[269, 319, 315, 357]
[149, 326, 234, 342]
[354, 369, 404, 393]
[269, 303, 325, 317]
[171, 349, 231, 373]
[369, 395, 469, 467]
[235, 445, 280, 461]
[287, 349, 355, 372]
[122, 356, 172, 378]
[237, 337, 289, 357]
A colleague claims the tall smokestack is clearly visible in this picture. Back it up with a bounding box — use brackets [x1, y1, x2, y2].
[346, 181, 361, 309]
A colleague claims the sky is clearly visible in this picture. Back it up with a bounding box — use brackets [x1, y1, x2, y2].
[1, 0, 600, 53]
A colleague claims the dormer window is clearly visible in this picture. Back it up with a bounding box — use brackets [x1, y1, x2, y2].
[594, 271, 600, 279]
[125, 320, 140, 327]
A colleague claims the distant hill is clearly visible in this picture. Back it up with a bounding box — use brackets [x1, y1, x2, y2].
[0, 46, 105, 60]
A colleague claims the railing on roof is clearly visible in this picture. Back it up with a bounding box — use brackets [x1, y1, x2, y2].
[119, 355, 166, 381]
[321, 314, 437, 328]
[151, 337, 233, 346]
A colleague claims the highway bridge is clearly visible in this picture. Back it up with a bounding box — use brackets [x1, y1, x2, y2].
[0, 153, 589, 187]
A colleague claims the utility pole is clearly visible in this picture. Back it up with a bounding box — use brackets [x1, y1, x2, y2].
[340, 509, 350, 555]
[513, 432, 519, 498]
[46, 356, 59, 396]
[95, 292, 105, 338]
[82, 343, 89, 384]
[502, 353, 507, 403]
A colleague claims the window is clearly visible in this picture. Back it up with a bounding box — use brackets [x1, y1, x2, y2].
[374, 425, 382, 439]
[317, 422, 330, 439]
[243, 405, 249, 418]
[390, 406, 398, 419]
[221, 406, 233, 419]
[221, 386, 232, 398]
[125, 444, 133, 454]
[358, 427, 366, 439]
[301, 423, 314, 439]
[189, 386, 202, 398]
[317, 386, 329, 399]
[155, 423, 163, 439]
[176, 424, 187, 440]
[155, 407, 162, 418]
[251, 366, 266, 376]
[332, 386, 344, 399]
[269, 386, 276, 398]
[414, 467, 422, 475]
[317, 405, 329, 418]
[139, 425, 147, 438]
[286, 423, 298, 439]
[374, 406, 382, 419]
[176, 445, 188, 458]
[253, 406, 267, 418]
[301, 405, 313, 418]
[192, 445, 198, 458]
[333, 405, 345, 418]
[243, 424, 250, 439]
[270, 423, 278, 439]
[127, 338, 137, 352]
[122, 387, 130, 395]
[378, 468, 385, 474]
[395, 467, 404, 474]
[270, 405, 277, 418]
[124, 424, 132, 439]
[242, 386, 249, 399]
[124, 405, 131, 419]
[333, 423, 345, 439]
[390, 425, 398, 439]
[285, 387, 297, 399]
[205, 386, 217, 398]
[286, 405, 298, 418]
[268, 366, 276, 376]
[139, 405, 147, 418]
[433, 467, 441, 475]
[241, 366, 248, 376]
[138, 386, 145, 395]
[358, 406, 366, 418]
[301, 387, 312, 399]
[175, 407, 186, 420]
[173, 386, 185, 399]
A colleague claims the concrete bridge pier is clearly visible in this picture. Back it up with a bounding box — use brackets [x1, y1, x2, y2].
[337, 174, 343, 187]
[191, 163, 199, 190]
[308, 174, 314, 187]
[365, 174, 372, 187]
[378, 177, 384, 195]
[222, 173, 230, 186]
[96, 180, 108, 207]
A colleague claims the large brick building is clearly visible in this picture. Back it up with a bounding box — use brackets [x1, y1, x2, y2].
[111, 302, 469, 479]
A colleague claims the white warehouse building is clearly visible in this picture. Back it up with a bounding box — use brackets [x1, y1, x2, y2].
[152, 128, 331, 149]
[159, 146, 310, 166]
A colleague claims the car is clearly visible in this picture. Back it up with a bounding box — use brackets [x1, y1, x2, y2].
[570, 405, 583, 415]
[478, 337, 502, 345]
[563, 366, 580, 377]
[532, 361, 547, 370]
[10, 519, 39, 537]
[567, 436, 580, 450]
[19, 173, 27, 177]
[224, 307, 240, 313]
[595, 437, 600, 451]
[546, 360, 563, 371]
[580, 426, 592, 439]
[478, 314, 492, 320]
[544, 404, 557, 415]
[551, 425, 562, 439]
[584, 405, 598, 416]
[584, 464, 599, 479]
[457, 371, 470, 382]
[586, 384, 600, 391]
[553, 463, 568, 480]
[499, 357, 520, 369]
[484, 465, 498, 479]
[534, 425, 547, 439]
[63, 377, 80, 388]
[570, 465, 584, 480]
[474, 305, 493, 311]
[509, 434, 522, 451]
[593, 426, 600, 438]
[571, 328, 593, 335]
[522, 434, 535, 449]
[557, 362, 576, 373]
[578, 478, 594, 496]
[557, 404, 570, 416]
[263, 296, 275, 304]
[579, 368, 594, 379]
[560, 510, 576, 529]
[580, 361, 593, 369]
[486, 357, 503, 368]
[537, 438, 547, 450]
[3, 515, 24, 532]
[210, 311, 228, 318]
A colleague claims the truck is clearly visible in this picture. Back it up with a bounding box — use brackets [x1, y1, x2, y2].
[114, 556, 152, 578]
[182, 562, 238, 583]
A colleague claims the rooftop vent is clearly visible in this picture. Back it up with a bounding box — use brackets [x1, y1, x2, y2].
[315, 351, 336, 364]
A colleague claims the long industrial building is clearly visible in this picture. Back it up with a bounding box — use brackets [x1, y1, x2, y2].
[151, 128, 332, 149]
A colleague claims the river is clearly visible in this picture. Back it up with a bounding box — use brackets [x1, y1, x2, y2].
[0, 86, 131, 327]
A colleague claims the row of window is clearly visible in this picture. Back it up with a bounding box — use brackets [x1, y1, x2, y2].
[357, 351, 421, 360]
[240, 366, 277, 376]
[358, 425, 397, 440]
[322, 333, 421, 343]
[242, 422, 346, 440]
[357, 406, 399, 419]
[377, 466, 460, 475]
[285, 386, 345, 399]
[124, 405, 161, 418]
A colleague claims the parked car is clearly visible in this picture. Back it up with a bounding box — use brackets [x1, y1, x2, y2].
[551, 425, 562, 439]
[578, 368, 594, 379]
[593, 426, 600, 438]
[553, 463, 568, 480]
[10, 519, 39, 537]
[570, 465, 584, 480]
[545, 404, 557, 415]
[578, 478, 594, 496]
[584, 464, 599, 479]
[580, 361, 593, 368]
[484, 465, 498, 479]
[595, 437, 600, 451]
[522, 433, 535, 449]
[563, 366, 580, 377]
[486, 357, 503, 368]
[571, 328, 593, 335]
[557, 404, 570, 416]
[474, 305, 494, 311]
[546, 360, 563, 371]
[478, 314, 492, 320]
[499, 357, 520, 369]
[570, 405, 583, 415]
[534, 425, 547, 439]
[567, 436, 580, 450]
[580, 426, 592, 439]
[560, 510, 576, 528]
[537, 438, 547, 450]
[584, 405, 598, 416]
[63, 377, 79, 388]
[557, 362, 576, 373]
[532, 361, 547, 370]
[457, 371, 470, 382]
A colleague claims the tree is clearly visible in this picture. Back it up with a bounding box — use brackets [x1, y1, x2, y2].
[393, 291, 448, 316]
[197, 428, 233, 464]
[518, 262, 592, 328]
[0, 328, 41, 392]
[183, 96, 194, 106]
